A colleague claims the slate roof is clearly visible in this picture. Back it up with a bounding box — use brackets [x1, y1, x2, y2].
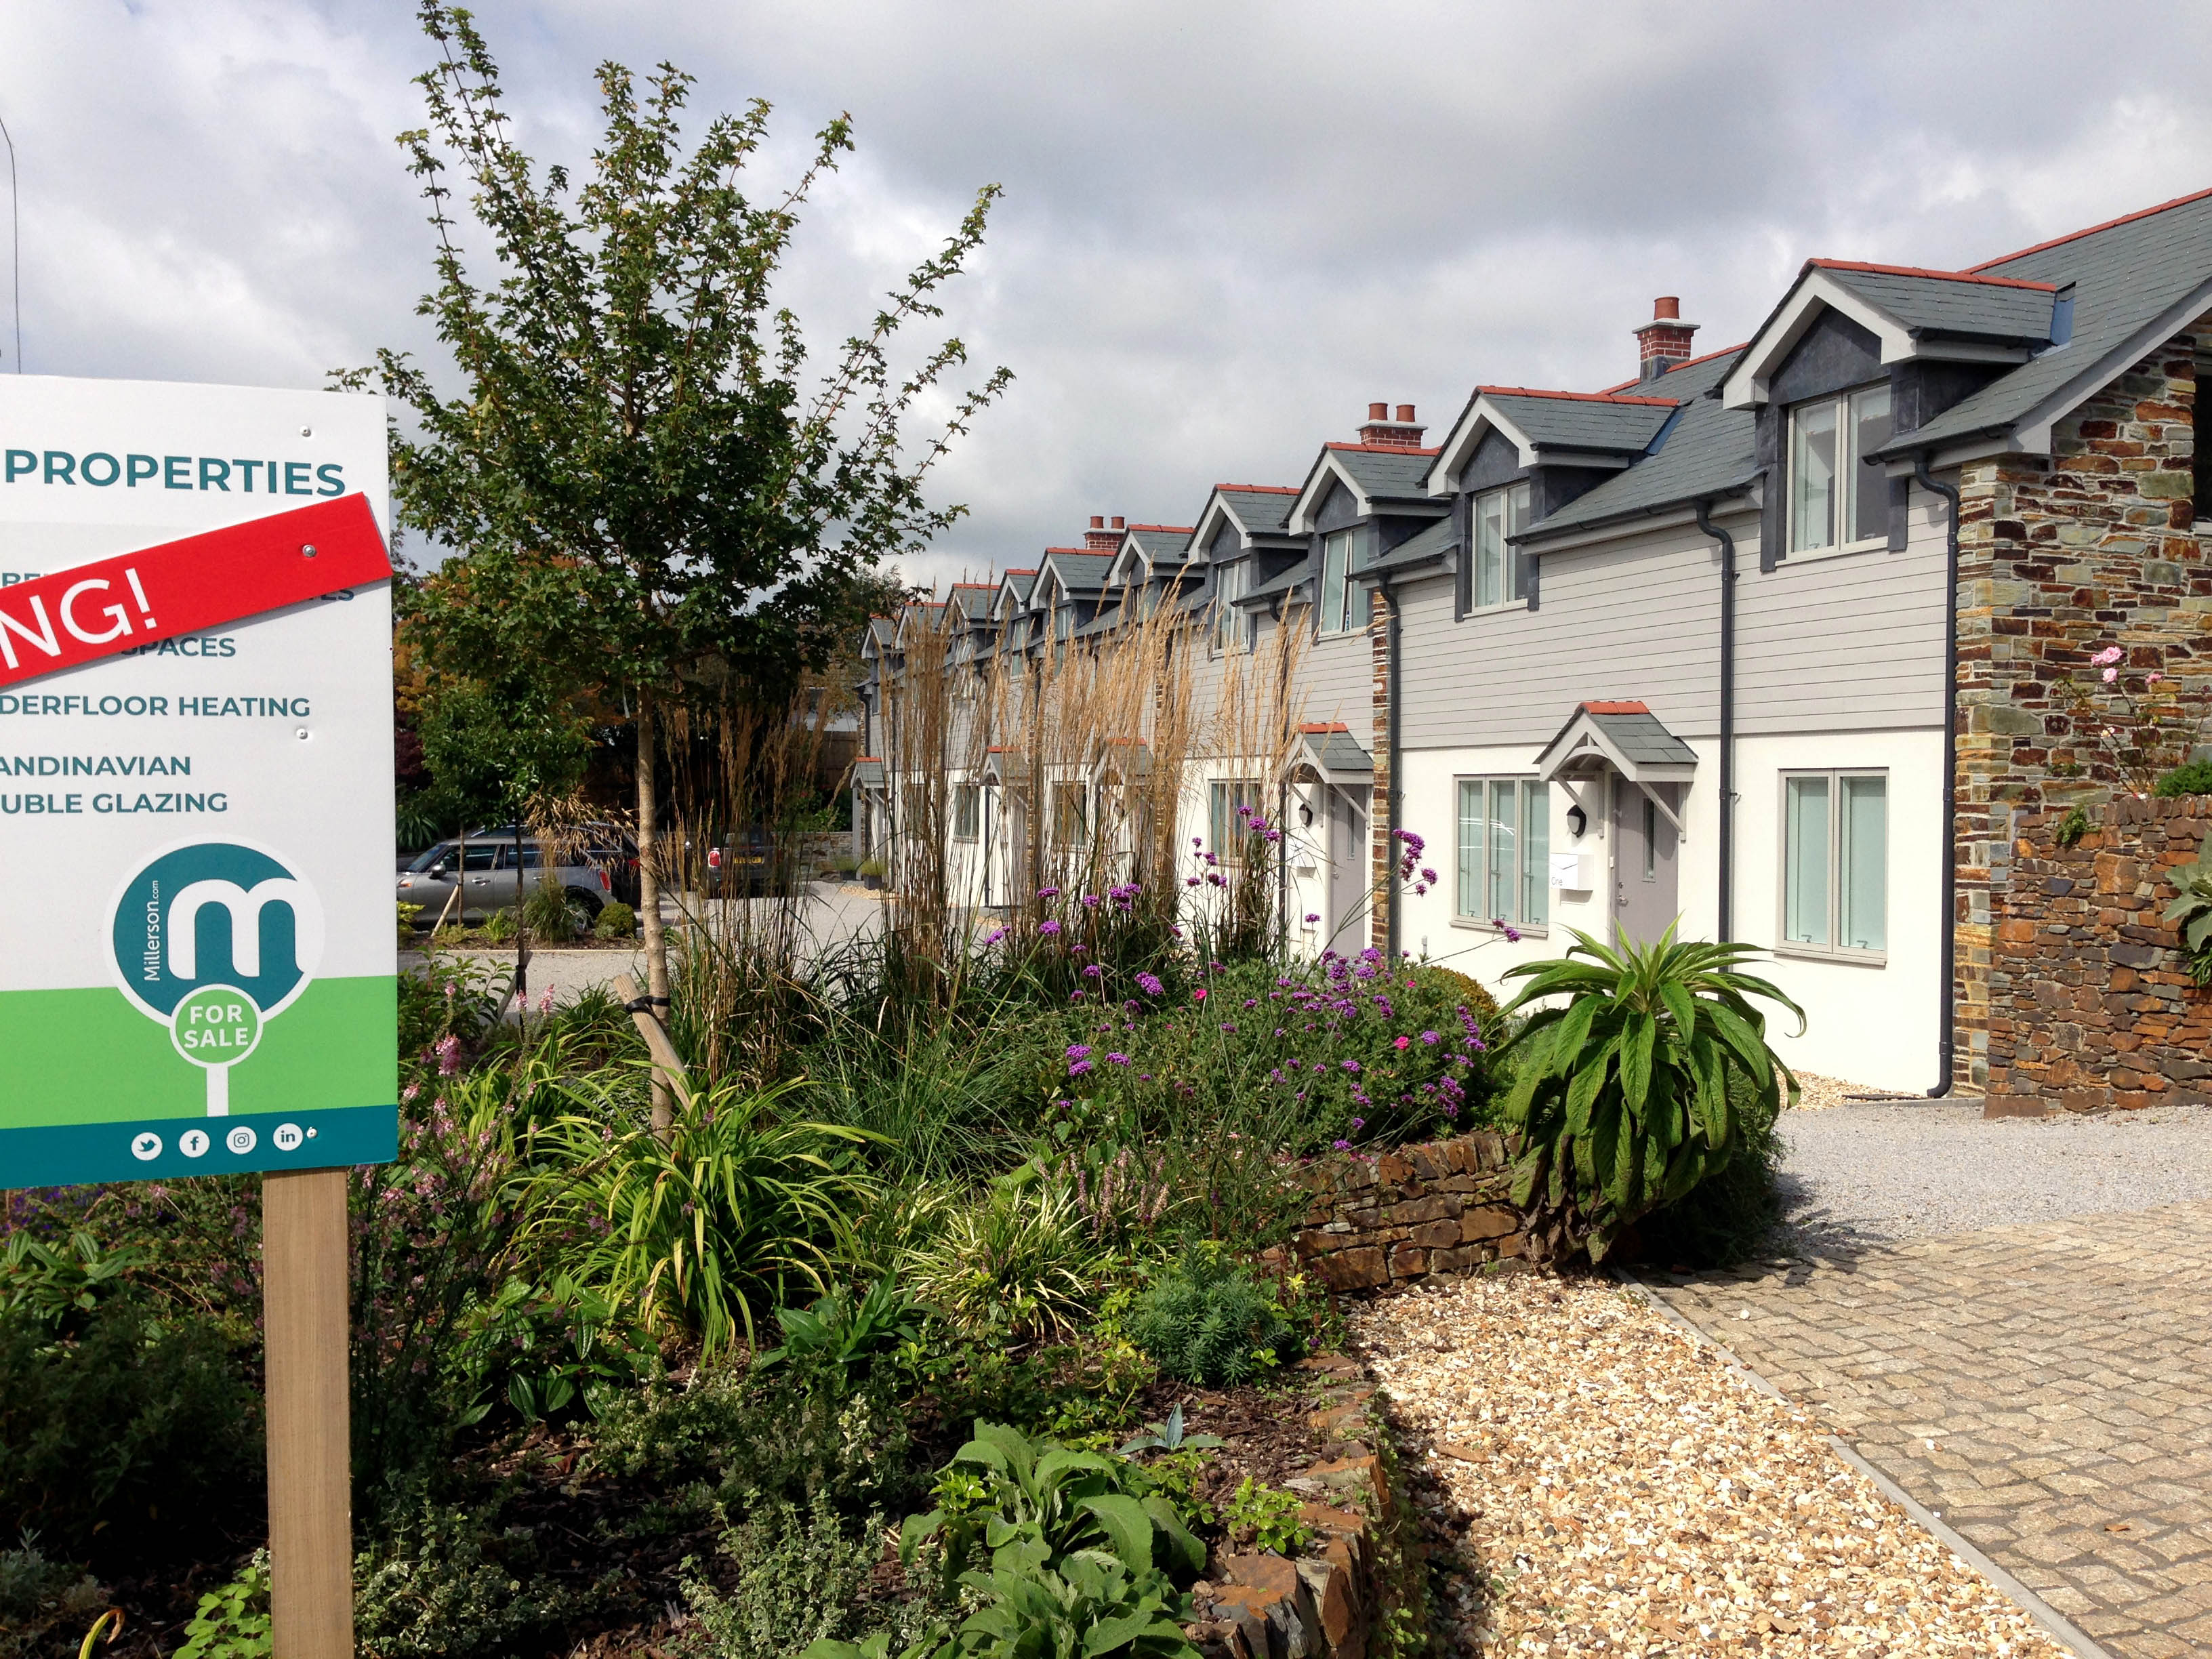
[946, 583, 997, 620]
[1038, 550, 1116, 591]
[1240, 561, 1312, 605]
[1537, 701, 1698, 779]
[852, 757, 888, 789]
[1216, 485, 1299, 535]
[1870, 186, 2212, 457]
[1325, 443, 1446, 502]
[1360, 514, 1455, 577]
[1517, 350, 1755, 541]
[1477, 388, 1677, 454]
[1810, 262, 2056, 343]
[1298, 723, 1374, 778]
[1126, 525, 1193, 565]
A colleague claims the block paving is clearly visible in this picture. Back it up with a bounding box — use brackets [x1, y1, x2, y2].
[1655, 1200, 2212, 1658]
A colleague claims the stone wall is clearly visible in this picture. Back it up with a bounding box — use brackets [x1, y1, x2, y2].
[1952, 314, 2212, 1092]
[1288, 1130, 1528, 1292]
[1986, 796, 2212, 1114]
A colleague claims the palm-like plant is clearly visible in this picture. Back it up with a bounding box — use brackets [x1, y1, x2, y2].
[2162, 842, 2212, 986]
[1492, 926, 1803, 1264]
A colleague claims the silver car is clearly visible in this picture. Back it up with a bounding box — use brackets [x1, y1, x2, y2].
[397, 835, 618, 930]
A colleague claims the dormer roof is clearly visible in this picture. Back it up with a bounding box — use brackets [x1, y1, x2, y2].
[1187, 484, 1301, 564]
[1426, 386, 1679, 496]
[1104, 524, 1196, 586]
[1286, 444, 1446, 533]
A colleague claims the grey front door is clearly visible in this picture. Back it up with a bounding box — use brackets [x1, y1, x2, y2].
[1612, 777, 1679, 948]
[1328, 785, 1370, 952]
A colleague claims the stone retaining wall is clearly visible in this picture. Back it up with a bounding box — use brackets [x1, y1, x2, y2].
[1288, 1130, 1528, 1292]
[1987, 796, 2212, 1113]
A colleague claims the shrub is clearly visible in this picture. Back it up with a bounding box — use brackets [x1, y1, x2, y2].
[899, 1176, 1113, 1345]
[858, 857, 886, 880]
[523, 876, 577, 942]
[1635, 1063, 1785, 1268]
[352, 1498, 615, 1659]
[1124, 1250, 1299, 1386]
[173, 1549, 271, 1659]
[594, 899, 638, 939]
[1221, 1477, 1311, 1555]
[2164, 839, 2212, 987]
[0, 1298, 263, 1568]
[483, 905, 518, 943]
[682, 1492, 924, 1658]
[521, 1078, 875, 1353]
[1492, 926, 1802, 1264]
[0, 1538, 105, 1659]
[398, 901, 425, 947]
[2156, 758, 2212, 796]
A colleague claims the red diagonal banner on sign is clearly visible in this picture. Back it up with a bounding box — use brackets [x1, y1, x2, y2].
[0, 495, 391, 689]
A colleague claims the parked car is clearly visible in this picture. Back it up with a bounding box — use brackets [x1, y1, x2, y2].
[398, 835, 617, 930]
[704, 828, 804, 898]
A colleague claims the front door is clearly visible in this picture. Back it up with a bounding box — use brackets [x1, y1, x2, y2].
[1612, 777, 1679, 948]
[1328, 785, 1370, 953]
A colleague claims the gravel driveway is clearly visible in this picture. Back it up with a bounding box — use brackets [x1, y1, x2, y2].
[1774, 1095, 2212, 1255]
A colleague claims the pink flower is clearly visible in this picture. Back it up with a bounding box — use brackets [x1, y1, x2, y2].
[2102, 666, 2118, 683]
[2092, 645, 2123, 667]
[2150, 672, 2165, 684]
[1193, 988, 1208, 1001]
[1393, 1035, 1410, 1050]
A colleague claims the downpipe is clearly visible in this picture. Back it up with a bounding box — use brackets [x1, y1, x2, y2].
[1694, 498, 1738, 941]
[1382, 576, 1404, 963]
[1916, 453, 1963, 1099]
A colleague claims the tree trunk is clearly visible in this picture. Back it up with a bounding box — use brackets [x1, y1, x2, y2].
[635, 687, 674, 1134]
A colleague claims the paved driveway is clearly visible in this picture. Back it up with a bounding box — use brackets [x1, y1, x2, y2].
[1654, 1103, 2212, 1658]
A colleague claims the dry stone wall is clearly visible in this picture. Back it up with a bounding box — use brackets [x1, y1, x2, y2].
[1987, 796, 2212, 1113]
[1286, 1130, 1528, 1291]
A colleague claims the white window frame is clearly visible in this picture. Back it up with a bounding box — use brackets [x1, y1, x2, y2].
[1212, 560, 1254, 654]
[1318, 528, 1359, 635]
[1452, 775, 1550, 932]
[1776, 767, 1887, 963]
[952, 783, 981, 842]
[1468, 481, 1532, 612]
[1786, 382, 1893, 558]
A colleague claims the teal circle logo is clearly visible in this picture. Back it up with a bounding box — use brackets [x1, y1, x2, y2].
[108, 840, 323, 1115]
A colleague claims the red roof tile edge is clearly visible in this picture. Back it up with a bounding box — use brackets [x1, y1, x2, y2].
[1214, 483, 1301, 494]
[1965, 183, 2212, 273]
[1580, 699, 1651, 714]
[1597, 341, 1751, 396]
[1806, 257, 2056, 292]
[1323, 442, 1443, 455]
[1478, 384, 1679, 407]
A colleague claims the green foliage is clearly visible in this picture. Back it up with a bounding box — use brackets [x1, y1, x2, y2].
[682, 1492, 933, 1659]
[1221, 1477, 1312, 1556]
[1115, 1404, 1222, 1458]
[352, 1498, 615, 1659]
[396, 951, 511, 1061]
[523, 876, 581, 942]
[1125, 1250, 1300, 1386]
[0, 1537, 105, 1659]
[1494, 926, 1803, 1265]
[0, 1298, 262, 1567]
[173, 1549, 271, 1659]
[2156, 758, 2212, 797]
[398, 901, 425, 947]
[410, 674, 592, 832]
[928, 1550, 1197, 1659]
[454, 1274, 656, 1426]
[756, 1274, 926, 1386]
[483, 905, 518, 944]
[0, 1231, 146, 1332]
[2163, 839, 2212, 987]
[899, 1175, 1113, 1345]
[2054, 804, 2091, 847]
[858, 857, 887, 880]
[1635, 1063, 1786, 1269]
[521, 1078, 875, 1352]
[594, 899, 638, 939]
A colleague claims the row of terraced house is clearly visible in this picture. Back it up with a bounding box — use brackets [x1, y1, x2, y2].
[853, 186, 2212, 1100]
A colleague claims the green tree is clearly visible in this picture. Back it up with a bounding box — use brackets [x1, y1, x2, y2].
[349, 3, 1008, 1126]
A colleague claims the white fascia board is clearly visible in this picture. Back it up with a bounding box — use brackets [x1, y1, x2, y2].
[1287, 450, 1372, 533]
[1187, 494, 1240, 562]
[1425, 396, 1540, 495]
[2007, 272, 2212, 460]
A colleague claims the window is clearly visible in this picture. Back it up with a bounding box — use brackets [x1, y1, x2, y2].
[1054, 604, 1072, 642]
[1454, 778, 1549, 928]
[1214, 560, 1253, 653]
[953, 784, 981, 841]
[1781, 770, 1886, 956]
[1788, 383, 1893, 554]
[1054, 783, 1089, 846]
[1471, 482, 1531, 609]
[1208, 779, 1264, 859]
[1319, 529, 1359, 634]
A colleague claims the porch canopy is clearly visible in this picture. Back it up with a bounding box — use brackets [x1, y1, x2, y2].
[1533, 700, 1696, 838]
[1284, 722, 1374, 789]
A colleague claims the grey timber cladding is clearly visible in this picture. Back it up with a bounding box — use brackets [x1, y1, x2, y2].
[1483, 392, 1675, 453]
[1877, 189, 2212, 455]
[1518, 353, 1755, 539]
[1297, 628, 1372, 729]
[1817, 266, 2055, 341]
[1363, 514, 1452, 575]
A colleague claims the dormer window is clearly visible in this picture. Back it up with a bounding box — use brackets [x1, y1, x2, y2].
[1214, 560, 1253, 653]
[1319, 529, 1359, 634]
[1788, 383, 1893, 554]
[1471, 482, 1532, 609]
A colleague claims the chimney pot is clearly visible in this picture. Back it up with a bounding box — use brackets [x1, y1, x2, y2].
[1088, 515, 1105, 530]
[1395, 404, 1416, 423]
[1654, 295, 1680, 321]
[1368, 402, 1388, 421]
[1633, 296, 1699, 382]
[1111, 516, 1125, 531]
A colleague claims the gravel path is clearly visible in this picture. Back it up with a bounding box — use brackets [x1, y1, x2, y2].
[1772, 1096, 2212, 1254]
[1353, 1275, 2066, 1657]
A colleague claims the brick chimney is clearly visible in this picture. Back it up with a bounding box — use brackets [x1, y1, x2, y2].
[1356, 401, 1426, 449]
[1633, 297, 1699, 382]
[1084, 514, 1122, 550]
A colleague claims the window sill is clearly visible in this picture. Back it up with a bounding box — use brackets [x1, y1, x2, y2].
[1448, 916, 1549, 939]
[1777, 536, 1887, 567]
[1460, 598, 1528, 619]
[1771, 943, 1887, 968]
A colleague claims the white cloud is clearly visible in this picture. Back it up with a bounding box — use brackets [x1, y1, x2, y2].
[3, 0, 2207, 591]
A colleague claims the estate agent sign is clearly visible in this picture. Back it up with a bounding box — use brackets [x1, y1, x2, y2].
[0, 374, 398, 1188]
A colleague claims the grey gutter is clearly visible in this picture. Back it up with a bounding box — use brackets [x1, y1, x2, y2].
[1916, 453, 1963, 1101]
[1513, 473, 1761, 548]
[1694, 497, 1738, 942]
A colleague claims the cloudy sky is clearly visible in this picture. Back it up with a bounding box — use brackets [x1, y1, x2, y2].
[3, 1, 2209, 585]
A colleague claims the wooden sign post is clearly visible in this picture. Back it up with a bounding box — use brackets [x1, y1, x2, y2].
[0, 377, 401, 1659]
